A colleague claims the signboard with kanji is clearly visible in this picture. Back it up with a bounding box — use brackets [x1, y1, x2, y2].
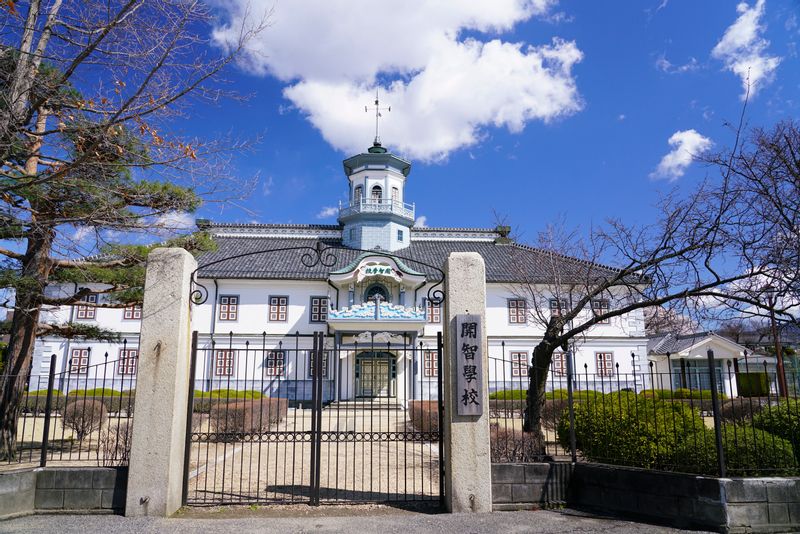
[456, 314, 483, 416]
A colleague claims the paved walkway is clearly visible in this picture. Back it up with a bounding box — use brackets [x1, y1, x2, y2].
[0, 507, 709, 533]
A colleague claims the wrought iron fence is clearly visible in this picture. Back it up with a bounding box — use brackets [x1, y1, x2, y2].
[489, 345, 800, 478]
[2, 344, 138, 468]
[184, 331, 443, 506]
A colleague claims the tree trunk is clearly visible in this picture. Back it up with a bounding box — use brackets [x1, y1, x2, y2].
[522, 340, 557, 454]
[0, 227, 54, 460]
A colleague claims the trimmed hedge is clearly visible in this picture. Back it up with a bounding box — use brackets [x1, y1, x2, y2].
[208, 398, 287, 438]
[489, 389, 526, 400]
[22, 392, 135, 415]
[195, 389, 263, 399]
[719, 398, 766, 424]
[675, 425, 796, 476]
[63, 399, 108, 441]
[192, 390, 264, 413]
[408, 400, 439, 433]
[490, 423, 544, 463]
[557, 392, 705, 470]
[737, 372, 770, 397]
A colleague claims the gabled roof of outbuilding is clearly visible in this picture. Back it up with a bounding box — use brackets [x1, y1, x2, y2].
[195, 224, 633, 285]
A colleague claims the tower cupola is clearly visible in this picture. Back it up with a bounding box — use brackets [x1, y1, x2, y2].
[338, 142, 414, 252]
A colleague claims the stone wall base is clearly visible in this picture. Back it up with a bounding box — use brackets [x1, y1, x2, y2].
[0, 467, 127, 520]
[491, 462, 572, 510]
[569, 463, 800, 533]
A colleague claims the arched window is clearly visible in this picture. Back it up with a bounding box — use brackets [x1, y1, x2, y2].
[365, 284, 390, 303]
[354, 185, 363, 202]
[371, 185, 382, 200]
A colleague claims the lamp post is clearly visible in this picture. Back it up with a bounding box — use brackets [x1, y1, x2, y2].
[766, 287, 788, 399]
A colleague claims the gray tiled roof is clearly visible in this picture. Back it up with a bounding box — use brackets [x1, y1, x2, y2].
[647, 332, 715, 354]
[196, 233, 625, 284]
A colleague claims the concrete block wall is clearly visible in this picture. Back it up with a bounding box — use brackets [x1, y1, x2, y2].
[722, 478, 800, 533]
[0, 467, 127, 519]
[491, 462, 573, 510]
[0, 469, 35, 519]
[569, 463, 800, 533]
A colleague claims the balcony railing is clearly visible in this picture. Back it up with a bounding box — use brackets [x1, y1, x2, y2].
[338, 197, 415, 221]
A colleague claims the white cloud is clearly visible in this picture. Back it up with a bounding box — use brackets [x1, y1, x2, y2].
[153, 211, 196, 232]
[617, 114, 626, 121]
[650, 129, 712, 181]
[655, 54, 699, 74]
[316, 206, 338, 219]
[72, 226, 93, 243]
[414, 216, 428, 228]
[711, 0, 781, 99]
[213, 1, 583, 161]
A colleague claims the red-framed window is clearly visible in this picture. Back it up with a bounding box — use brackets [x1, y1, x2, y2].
[596, 352, 615, 377]
[309, 296, 328, 323]
[426, 299, 441, 324]
[511, 351, 528, 377]
[123, 304, 142, 320]
[70, 348, 90, 374]
[265, 350, 285, 376]
[214, 349, 236, 376]
[423, 351, 439, 377]
[508, 299, 527, 324]
[591, 299, 610, 324]
[76, 293, 97, 320]
[308, 351, 329, 378]
[218, 295, 239, 321]
[552, 352, 567, 377]
[549, 298, 568, 317]
[269, 296, 288, 322]
[118, 348, 138, 375]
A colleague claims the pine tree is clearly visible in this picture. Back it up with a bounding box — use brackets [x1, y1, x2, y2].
[0, 0, 265, 459]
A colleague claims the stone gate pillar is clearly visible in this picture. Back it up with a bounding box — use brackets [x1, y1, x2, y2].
[442, 252, 492, 512]
[126, 248, 196, 517]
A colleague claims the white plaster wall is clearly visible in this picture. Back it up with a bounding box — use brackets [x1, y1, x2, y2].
[192, 279, 332, 336]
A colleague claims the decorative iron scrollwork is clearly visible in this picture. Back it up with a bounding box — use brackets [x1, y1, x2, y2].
[189, 241, 445, 307]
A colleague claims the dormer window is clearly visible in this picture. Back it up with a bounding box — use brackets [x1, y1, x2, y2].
[371, 185, 382, 200]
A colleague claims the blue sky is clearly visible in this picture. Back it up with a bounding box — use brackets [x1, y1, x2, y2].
[186, 0, 800, 243]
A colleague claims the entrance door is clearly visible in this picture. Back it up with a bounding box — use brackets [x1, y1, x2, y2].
[358, 359, 389, 397]
[355, 352, 395, 398]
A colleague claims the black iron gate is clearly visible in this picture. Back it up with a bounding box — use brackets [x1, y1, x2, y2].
[183, 330, 444, 506]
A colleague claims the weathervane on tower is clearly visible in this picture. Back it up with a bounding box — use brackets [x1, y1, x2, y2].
[365, 89, 390, 146]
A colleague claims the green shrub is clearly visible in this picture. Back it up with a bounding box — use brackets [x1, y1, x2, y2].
[675, 425, 797, 476]
[489, 389, 526, 400]
[194, 389, 263, 399]
[753, 399, 800, 462]
[557, 393, 705, 470]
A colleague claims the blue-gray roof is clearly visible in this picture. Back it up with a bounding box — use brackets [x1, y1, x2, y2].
[196, 226, 627, 284]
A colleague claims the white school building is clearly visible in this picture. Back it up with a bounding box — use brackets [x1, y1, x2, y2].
[32, 141, 650, 402]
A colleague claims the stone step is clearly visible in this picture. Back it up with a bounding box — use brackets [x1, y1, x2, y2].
[327, 400, 405, 411]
